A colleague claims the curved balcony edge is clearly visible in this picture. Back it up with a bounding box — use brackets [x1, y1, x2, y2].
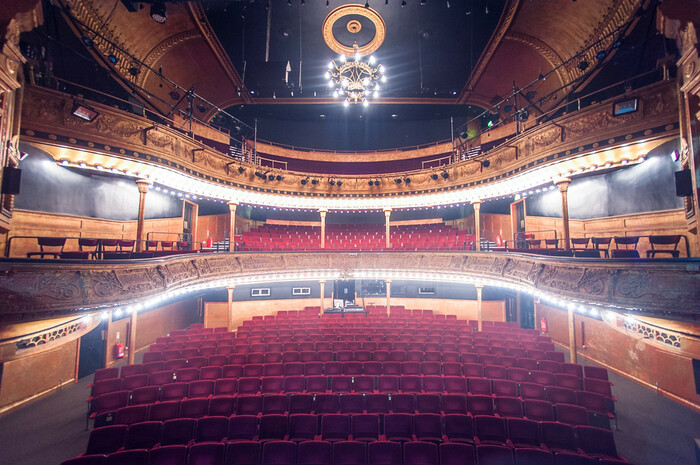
[0, 251, 697, 323]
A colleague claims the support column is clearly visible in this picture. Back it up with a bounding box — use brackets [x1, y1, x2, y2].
[227, 202, 238, 252]
[476, 285, 484, 331]
[384, 208, 392, 249]
[568, 305, 577, 363]
[319, 280, 326, 313]
[227, 286, 235, 332]
[385, 279, 392, 316]
[320, 209, 327, 249]
[555, 178, 572, 250]
[128, 309, 138, 365]
[516, 292, 522, 328]
[135, 180, 149, 252]
[473, 200, 482, 251]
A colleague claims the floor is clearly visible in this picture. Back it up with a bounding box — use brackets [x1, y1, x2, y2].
[1, 354, 699, 465]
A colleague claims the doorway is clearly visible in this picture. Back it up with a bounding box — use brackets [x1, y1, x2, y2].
[511, 199, 526, 247]
[333, 280, 356, 307]
[78, 320, 106, 379]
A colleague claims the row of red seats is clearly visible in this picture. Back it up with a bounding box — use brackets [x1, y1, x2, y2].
[77, 415, 626, 463]
[92, 386, 614, 424]
[143, 346, 559, 364]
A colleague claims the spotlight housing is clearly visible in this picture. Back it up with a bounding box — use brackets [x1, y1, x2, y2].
[268, 174, 275, 181]
[395, 178, 402, 184]
[237, 166, 245, 174]
[301, 178, 309, 185]
[441, 171, 449, 179]
[276, 175, 283, 181]
[337, 180, 343, 187]
[404, 177, 411, 184]
[150, 2, 167, 23]
[431, 173, 439, 180]
[311, 179, 319, 185]
[329, 179, 336, 186]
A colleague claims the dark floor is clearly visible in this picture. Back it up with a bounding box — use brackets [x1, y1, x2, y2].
[1, 352, 698, 465]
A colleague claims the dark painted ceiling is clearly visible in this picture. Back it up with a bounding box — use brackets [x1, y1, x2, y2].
[204, 0, 506, 100]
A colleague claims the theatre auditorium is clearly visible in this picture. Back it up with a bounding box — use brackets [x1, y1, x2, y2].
[0, 1, 699, 464]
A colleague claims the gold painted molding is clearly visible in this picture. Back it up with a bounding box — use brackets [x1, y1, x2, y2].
[0, 251, 697, 323]
[322, 5, 386, 57]
[18, 80, 679, 202]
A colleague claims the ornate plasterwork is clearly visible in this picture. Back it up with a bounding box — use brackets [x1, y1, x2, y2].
[137, 30, 201, 88]
[0, 251, 697, 323]
[321, 5, 386, 57]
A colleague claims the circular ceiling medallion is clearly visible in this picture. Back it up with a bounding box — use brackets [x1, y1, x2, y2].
[346, 20, 362, 34]
[322, 4, 386, 57]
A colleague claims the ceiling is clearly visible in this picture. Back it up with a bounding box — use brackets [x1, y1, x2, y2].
[30, 0, 652, 149]
[203, 0, 506, 100]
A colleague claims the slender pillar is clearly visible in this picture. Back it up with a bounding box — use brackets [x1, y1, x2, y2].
[135, 180, 149, 252]
[227, 286, 235, 332]
[473, 200, 482, 251]
[104, 312, 112, 368]
[568, 305, 577, 363]
[555, 178, 572, 250]
[227, 202, 238, 252]
[319, 280, 326, 313]
[476, 285, 484, 331]
[384, 208, 392, 249]
[385, 279, 392, 316]
[128, 309, 138, 365]
[515, 292, 522, 328]
[320, 209, 327, 249]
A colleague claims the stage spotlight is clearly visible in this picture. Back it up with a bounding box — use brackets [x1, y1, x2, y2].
[431, 173, 439, 180]
[329, 179, 336, 186]
[479, 159, 490, 172]
[596, 50, 607, 61]
[404, 177, 411, 184]
[311, 179, 319, 185]
[368, 180, 374, 186]
[268, 174, 275, 181]
[337, 180, 343, 187]
[441, 171, 449, 179]
[301, 178, 309, 185]
[395, 178, 402, 184]
[150, 2, 167, 23]
[107, 54, 118, 64]
[238, 166, 245, 174]
[577, 60, 589, 71]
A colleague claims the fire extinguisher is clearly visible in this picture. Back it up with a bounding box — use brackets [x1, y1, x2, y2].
[540, 318, 548, 334]
[114, 343, 125, 359]
[206, 230, 213, 248]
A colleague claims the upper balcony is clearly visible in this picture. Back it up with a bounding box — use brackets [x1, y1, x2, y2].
[19, 79, 679, 211]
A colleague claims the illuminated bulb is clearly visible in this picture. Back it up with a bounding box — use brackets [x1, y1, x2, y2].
[61, 160, 69, 165]
[355, 53, 361, 61]
[325, 71, 330, 79]
[340, 55, 346, 62]
[101, 312, 109, 320]
[639, 156, 646, 162]
[343, 100, 349, 107]
[363, 100, 369, 107]
[328, 62, 334, 69]
[373, 90, 379, 97]
[362, 78, 370, 86]
[369, 55, 376, 64]
[79, 162, 87, 167]
[605, 162, 612, 168]
[621, 159, 628, 165]
[381, 75, 387, 83]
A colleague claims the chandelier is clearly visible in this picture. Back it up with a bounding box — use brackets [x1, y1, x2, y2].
[326, 43, 386, 106]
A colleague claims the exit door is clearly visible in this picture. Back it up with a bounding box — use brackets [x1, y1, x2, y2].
[78, 320, 106, 379]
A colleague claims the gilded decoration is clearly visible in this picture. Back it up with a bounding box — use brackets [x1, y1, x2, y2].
[0, 252, 698, 322]
[322, 5, 386, 57]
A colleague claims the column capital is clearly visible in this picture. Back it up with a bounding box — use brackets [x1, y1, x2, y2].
[385, 279, 392, 284]
[474, 284, 484, 290]
[472, 200, 482, 207]
[384, 208, 392, 215]
[135, 179, 150, 193]
[227, 285, 235, 291]
[554, 178, 572, 191]
[227, 201, 238, 211]
[319, 209, 327, 216]
[319, 279, 326, 284]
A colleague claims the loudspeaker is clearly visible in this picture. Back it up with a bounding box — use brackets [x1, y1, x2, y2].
[1, 166, 21, 195]
[693, 359, 700, 395]
[675, 169, 693, 197]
